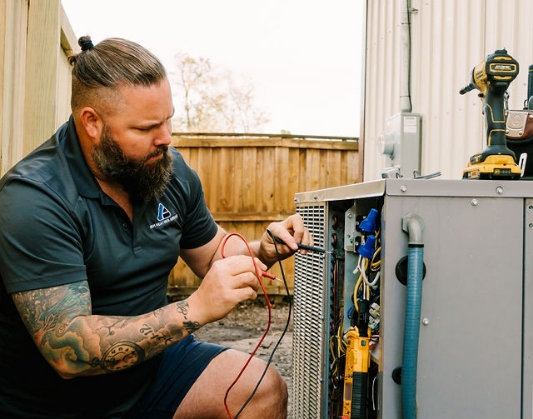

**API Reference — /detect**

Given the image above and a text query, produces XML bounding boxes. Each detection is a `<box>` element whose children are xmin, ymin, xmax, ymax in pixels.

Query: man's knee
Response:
<box><xmin>253</xmin><ymin>365</ymin><xmax>288</xmax><ymax>418</ymax></box>
<box><xmin>266</xmin><ymin>366</ymin><xmax>288</xmax><ymax>400</ymax></box>
<box><xmin>174</xmin><ymin>349</ymin><xmax>288</xmax><ymax>418</ymax></box>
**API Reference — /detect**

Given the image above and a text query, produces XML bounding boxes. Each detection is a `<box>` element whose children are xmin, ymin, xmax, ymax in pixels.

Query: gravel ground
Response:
<box><xmin>192</xmin><ymin>297</ymin><xmax>294</xmax><ymax>415</ymax></box>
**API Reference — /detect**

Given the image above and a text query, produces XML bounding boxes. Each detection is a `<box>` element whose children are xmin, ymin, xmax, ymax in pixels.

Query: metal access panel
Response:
<box><xmin>379</xmin><ymin>113</ymin><xmax>422</xmax><ymax>178</ymax></box>
<box><xmin>290</xmin><ymin>178</ymin><xmax>533</xmax><ymax>419</ymax></box>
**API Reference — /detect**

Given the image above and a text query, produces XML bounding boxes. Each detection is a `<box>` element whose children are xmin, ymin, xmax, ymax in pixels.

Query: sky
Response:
<box><xmin>61</xmin><ymin>0</ymin><xmax>364</xmax><ymax>137</ymax></box>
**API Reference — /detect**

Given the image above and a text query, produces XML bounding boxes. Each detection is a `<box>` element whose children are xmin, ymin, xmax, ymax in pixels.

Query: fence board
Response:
<box><xmin>168</xmin><ymin>133</ymin><xmax>359</xmax><ymax>298</ymax></box>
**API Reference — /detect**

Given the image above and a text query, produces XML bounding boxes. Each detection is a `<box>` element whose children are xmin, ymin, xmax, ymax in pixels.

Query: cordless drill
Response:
<box><xmin>460</xmin><ymin>49</ymin><xmax>521</xmax><ymax>179</ymax></box>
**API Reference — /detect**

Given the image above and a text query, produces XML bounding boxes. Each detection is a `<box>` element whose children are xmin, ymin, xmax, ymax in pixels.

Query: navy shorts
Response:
<box><xmin>127</xmin><ymin>335</ymin><xmax>228</xmax><ymax>419</ymax></box>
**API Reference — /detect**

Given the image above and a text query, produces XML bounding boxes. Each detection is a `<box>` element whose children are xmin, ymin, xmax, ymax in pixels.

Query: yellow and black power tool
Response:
<box><xmin>460</xmin><ymin>49</ymin><xmax>521</xmax><ymax>179</ymax></box>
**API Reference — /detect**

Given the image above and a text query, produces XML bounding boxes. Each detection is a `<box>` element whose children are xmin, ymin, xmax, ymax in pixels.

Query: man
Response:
<box><xmin>0</xmin><ymin>36</ymin><xmax>310</xmax><ymax>418</ymax></box>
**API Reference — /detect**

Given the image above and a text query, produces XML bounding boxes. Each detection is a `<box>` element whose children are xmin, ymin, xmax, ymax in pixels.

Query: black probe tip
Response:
<box><xmin>296</xmin><ymin>243</ymin><xmax>326</xmax><ymax>253</ymax></box>
<box><xmin>272</xmin><ymin>236</ymin><xmax>326</xmax><ymax>253</ymax></box>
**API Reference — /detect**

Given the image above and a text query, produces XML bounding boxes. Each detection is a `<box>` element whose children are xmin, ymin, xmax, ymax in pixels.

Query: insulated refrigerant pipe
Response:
<box><xmin>401</xmin><ymin>213</ymin><xmax>425</xmax><ymax>419</ymax></box>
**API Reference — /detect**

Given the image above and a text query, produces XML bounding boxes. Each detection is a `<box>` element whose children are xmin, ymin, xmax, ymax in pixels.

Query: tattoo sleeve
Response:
<box><xmin>11</xmin><ymin>282</ymin><xmax>201</xmax><ymax>378</ymax></box>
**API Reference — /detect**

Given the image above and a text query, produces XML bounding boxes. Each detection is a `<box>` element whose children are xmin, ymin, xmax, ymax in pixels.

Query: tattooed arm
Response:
<box><xmin>12</xmin><ymin>280</ymin><xmax>200</xmax><ymax>379</ymax></box>
<box><xmin>12</xmin><ymin>252</ymin><xmax>263</xmax><ymax>379</ymax></box>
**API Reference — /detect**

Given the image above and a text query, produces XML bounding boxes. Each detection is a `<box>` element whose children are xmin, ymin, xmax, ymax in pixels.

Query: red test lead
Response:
<box><xmin>261</xmin><ymin>271</ymin><xmax>282</xmax><ymax>282</ymax></box>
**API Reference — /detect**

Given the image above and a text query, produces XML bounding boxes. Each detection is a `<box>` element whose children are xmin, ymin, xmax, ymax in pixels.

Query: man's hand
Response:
<box><xmin>188</xmin><ymin>255</ymin><xmax>266</xmax><ymax>325</ymax></box>
<box><xmin>256</xmin><ymin>213</ymin><xmax>312</xmax><ymax>266</ymax></box>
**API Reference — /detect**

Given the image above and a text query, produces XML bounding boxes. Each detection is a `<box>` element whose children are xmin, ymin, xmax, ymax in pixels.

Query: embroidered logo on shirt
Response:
<box><xmin>157</xmin><ymin>203</ymin><xmax>172</xmax><ymax>221</ymax></box>
<box><xmin>150</xmin><ymin>203</ymin><xmax>178</xmax><ymax>229</ymax></box>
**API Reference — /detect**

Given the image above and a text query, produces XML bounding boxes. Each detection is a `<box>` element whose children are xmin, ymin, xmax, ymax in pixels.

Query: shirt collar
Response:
<box><xmin>62</xmin><ymin>116</ymin><xmax>102</xmax><ymax>199</ymax></box>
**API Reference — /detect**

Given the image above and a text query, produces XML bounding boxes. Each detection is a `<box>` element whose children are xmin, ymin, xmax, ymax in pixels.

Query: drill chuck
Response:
<box><xmin>459</xmin><ymin>83</ymin><xmax>476</xmax><ymax>95</ymax></box>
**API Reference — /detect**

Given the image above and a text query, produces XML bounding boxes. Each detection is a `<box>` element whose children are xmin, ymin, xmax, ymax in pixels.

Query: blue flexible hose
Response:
<box><xmin>402</xmin><ymin>244</ymin><xmax>424</xmax><ymax>419</ymax></box>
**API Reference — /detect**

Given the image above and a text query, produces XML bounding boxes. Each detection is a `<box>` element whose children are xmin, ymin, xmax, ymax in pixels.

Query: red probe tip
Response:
<box><xmin>261</xmin><ymin>271</ymin><xmax>281</xmax><ymax>281</ymax></box>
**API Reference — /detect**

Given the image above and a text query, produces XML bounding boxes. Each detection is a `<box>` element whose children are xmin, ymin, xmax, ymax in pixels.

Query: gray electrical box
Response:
<box><xmin>379</xmin><ymin>113</ymin><xmax>422</xmax><ymax>178</ymax></box>
<box><xmin>291</xmin><ymin>178</ymin><xmax>533</xmax><ymax>419</ymax></box>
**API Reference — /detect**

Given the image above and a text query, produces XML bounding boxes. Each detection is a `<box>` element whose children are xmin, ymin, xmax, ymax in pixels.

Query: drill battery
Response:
<box><xmin>462</xmin><ymin>154</ymin><xmax>522</xmax><ymax>179</ymax></box>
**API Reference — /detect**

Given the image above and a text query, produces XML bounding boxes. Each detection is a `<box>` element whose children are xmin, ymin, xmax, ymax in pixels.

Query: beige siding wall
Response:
<box><xmin>0</xmin><ymin>0</ymin><xmax>78</xmax><ymax>176</ymax></box>
<box><xmin>362</xmin><ymin>0</ymin><xmax>533</xmax><ymax>181</ymax></box>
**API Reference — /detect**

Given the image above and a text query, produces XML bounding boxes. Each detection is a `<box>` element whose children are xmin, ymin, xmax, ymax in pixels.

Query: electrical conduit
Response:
<box><xmin>401</xmin><ymin>213</ymin><xmax>424</xmax><ymax>419</ymax></box>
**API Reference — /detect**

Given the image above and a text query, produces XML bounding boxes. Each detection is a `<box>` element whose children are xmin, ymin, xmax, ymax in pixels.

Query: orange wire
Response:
<box><xmin>220</xmin><ymin>233</ymin><xmax>272</xmax><ymax>419</ymax></box>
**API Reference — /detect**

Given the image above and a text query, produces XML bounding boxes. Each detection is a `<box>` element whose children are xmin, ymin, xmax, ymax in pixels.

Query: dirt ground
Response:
<box><xmin>192</xmin><ymin>297</ymin><xmax>294</xmax><ymax>414</ymax></box>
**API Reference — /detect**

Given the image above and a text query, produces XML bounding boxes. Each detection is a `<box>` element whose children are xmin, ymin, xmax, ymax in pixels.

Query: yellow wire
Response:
<box><xmin>353</xmin><ymin>272</ymin><xmax>362</xmax><ymax>311</ymax></box>
<box><xmin>370</xmin><ymin>246</ymin><xmax>381</xmax><ymax>270</ymax></box>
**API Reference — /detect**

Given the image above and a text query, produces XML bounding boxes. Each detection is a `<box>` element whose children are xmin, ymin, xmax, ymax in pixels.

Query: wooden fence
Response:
<box><xmin>1</xmin><ymin>0</ymin><xmax>78</xmax><ymax>177</ymax></box>
<box><xmin>168</xmin><ymin>133</ymin><xmax>360</xmax><ymax>298</ymax></box>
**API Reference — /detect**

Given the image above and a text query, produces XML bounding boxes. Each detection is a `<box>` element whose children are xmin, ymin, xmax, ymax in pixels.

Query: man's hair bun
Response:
<box><xmin>78</xmin><ymin>36</ymin><xmax>94</xmax><ymax>52</ymax></box>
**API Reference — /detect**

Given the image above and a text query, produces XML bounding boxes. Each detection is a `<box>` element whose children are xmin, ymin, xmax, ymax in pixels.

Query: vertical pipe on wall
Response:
<box><xmin>400</xmin><ymin>0</ymin><xmax>412</xmax><ymax>113</ymax></box>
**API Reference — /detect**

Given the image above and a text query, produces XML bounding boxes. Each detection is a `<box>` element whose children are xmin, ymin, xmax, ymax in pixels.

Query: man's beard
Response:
<box><xmin>92</xmin><ymin>126</ymin><xmax>174</xmax><ymax>203</ymax></box>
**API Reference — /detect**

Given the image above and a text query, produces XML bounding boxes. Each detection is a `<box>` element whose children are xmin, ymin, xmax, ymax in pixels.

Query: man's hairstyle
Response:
<box><xmin>69</xmin><ymin>36</ymin><xmax>167</xmax><ymax>113</ymax></box>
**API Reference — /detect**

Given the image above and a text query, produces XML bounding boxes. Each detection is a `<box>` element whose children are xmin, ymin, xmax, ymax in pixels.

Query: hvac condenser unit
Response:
<box><xmin>291</xmin><ymin>178</ymin><xmax>533</xmax><ymax>419</ymax></box>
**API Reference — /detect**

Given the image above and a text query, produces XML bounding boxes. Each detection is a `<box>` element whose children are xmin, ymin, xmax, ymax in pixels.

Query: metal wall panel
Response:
<box><xmin>362</xmin><ymin>0</ymin><xmax>533</xmax><ymax>181</ymax></box>
<box><xmin>379</xmin><ymin>188</ymin><xmax>523</xmax><ymax>419</ymax></box>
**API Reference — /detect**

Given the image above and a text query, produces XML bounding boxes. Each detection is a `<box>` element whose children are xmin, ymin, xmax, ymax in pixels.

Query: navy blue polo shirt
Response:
<box><xmin>0</xmin><ymin>117</ymin><xmax>218</xmax><ymax>418</ymax></box>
